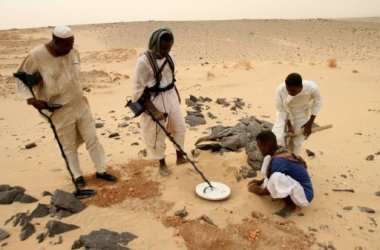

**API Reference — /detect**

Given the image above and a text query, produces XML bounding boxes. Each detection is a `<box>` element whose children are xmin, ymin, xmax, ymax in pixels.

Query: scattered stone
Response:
<box><xmin>131</xmin><ymin>142</ymin><xmax>139</xmax><ymax>146</ymax></box>
<box><xmin>42</xmin><ymin>191</ymin><xmax>52</xmax><ymax>196</ymax></box>
<box><xmin>138</xmin><ymin>149</ymin><xmax>147</xmax><ymax>157</ymax></box>
<box><xmin>196</xmin><ymin>143</ymin><xmax>222</xmax><ymax>152</ymax></box>
<box><xmin>51</xmin><ymin>189</ymin><xmax>85</xmax><ymax>213</ymax></box>
<box><xmin>369</xmin><ymin>217</ymin><xmax>377</xmax><ymax>227</ymax></box>
<box><xmin>317</xmin><ymin>241</ymin><xmax>337</xmax><ymax>250</ymax></box>
<box><xmin>95</xmin><ymin>123</ymin><xmax>104</xmax><ymax>128</ymax></box>
<box><xmin>46</xmin><ymin>220</ymin><xmax>79</xmax><ymax>236</ymax></box>
<box><xmin>375</xmin><ymin>151</ymin><xmax>380</xmax><ymax>155</ymax></box>
<box><xmin>49</xmin><ymin>235</ymin><xmax>63</xmax><ymax>245</ymax></box>
<box><xmin>108</xmin><ymin>132</ymin><xmax>120</xmax><ymax>138</ymax></box>
<box><xmin>185</xmin><ymin>98</ymin><xmax>198</xmax><ymax>108</ymax></box>
<box><xmin>56</xmin><ymin>209</ymin><xmax>73</xmax><ymax>219</ymax></box>
<box><xmin>175</xmin><ymin>209</ymin><xmax>189</xmax><ymax>218</ymax></box>
<box><xmin>118</xmin><ymin>122</ymin><xmax>128</xmax><ymax>128</ymax></box>
<box><xmin>231</xmin><ymin>98</ymin><xmax>245</xmax><ymax>110</ymax></box>
<box><xmin>199</xmin><ymin>215</ymin><xmax>217</xmax><ymax>227</ymax></box>
<box><xmin>298</xmin><ymin>212</ymin><xmax>304</xmax><ymax>216</ymax></box>
<box><xmin>343</xmin><ymin>206</ymin><xmax>353</xmax><ymax>211</ymax></box>
<box><xmin>375</xmin><ymin>191</ymin><xmax>380</xmax><ymax>197</ymax></box>
<box><xmin>0</xmin><ymin>185</ymin><xmax>10</xmax><ymax>192</ymax></box>
<box><xmin>6</xmin><ymin>212</ymin><xmax>29</xmax><ymax>227</ymax></box>
<box><xmin>366</xmin><ymin>155</ymin><xmax>374</xmax><ymax>161</ymax></box>
<box><xmin>359</xmin><ymin>207</ymin><xmax>375</xmax><ymax>214</ymax></box>
<box><xmin>0</xmin><ymin>229</ymin><xmax>10</xmax><ymax>242</ymax></box>
<box><xmin>308</xmin><ymin>227</ymin><xmax>318</xmax><ymax>232</ymax></box>
<box><xmin>30</xmin><ymin>203</ymin><xmax>50</xmax><ymax>219</ymax></box>
<box><xmin>0</xmin><ymin>189</ymin><xmax>20</xmax><ymax>204</ymax></box>
<box><xmin>185</xmin><ymin>114</ymin><xmax>206</xmax><ymax>127</ymax></box>
<box><xmin>340</xmin><ymin>174</ymin><xmax>347</xmax><ymax>178</ymax></box>
<box><xmin>306</xmin><ymin>149</ymin><xmax>315</xmax><ymax>157</ymax></box>
<box><xmin>236</xmin><ymin>166</ymin><xmax>257</xmax><ymax>181</ymax></box>
<box><xmin>25</xmin><ymin>142</ymin><xmax>37</xmax><ymax>149</ymax></box>
<box><xmin>207</xmin><ymin>112</ymin><xmax>217</xmax><ymax>119</ymax></box>
<box><xmin>332</xmin><ymin>188</ymin><xmax>355</xmax><ymax>193</ymax></box>
<box><xmin>20</xmin><ymin>223</ymin><xmax>36</xmax><ymax>241</ymax></box>
<box><xmin>216</xmin><ymin>98</ymin><xmax>230</xmax><ymax>107</ymax></box>
<box><xmin>72</xmin><ymin>229</ymin><xmax>137</xmax><ymax>249</ymax></box>
<box><xmin>191</xmin><ymin>149</ymin><xmax>201</xmax><ymax>158</ymax></box>
<box><xmin>36</xmin><ymin>232</ymin><xmax>47</xmax><ymax>243</ymax></box>
<box><xmin>18</xmin><ymin>194</ymin><xmax>38</xmax><ymax>203</ymax></box>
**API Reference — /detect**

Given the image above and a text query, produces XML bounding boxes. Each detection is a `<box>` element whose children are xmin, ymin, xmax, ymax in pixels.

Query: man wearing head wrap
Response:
<box><xmin>15</xmin><ymin>25</ymin><xmax>117</xmax><ymax>188</ymax></box>
<box><xmin>272</xmin><ymin>73</ymin><xmax>323</xmax><ymax>156</ymax></box>
<box><xmin>131</xmin><ymin>28</ymin><xmax>187</xmax><ymax>176</ymax></box>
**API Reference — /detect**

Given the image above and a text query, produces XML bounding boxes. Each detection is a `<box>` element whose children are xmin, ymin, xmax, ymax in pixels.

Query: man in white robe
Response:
<box><xmin>131</xmin><ymin>28</ymin><xmax>187</xmax><ymax>176</ymax></box>
<box><xmin>272</xmin><ymin>73</ymin><xmax>323</xmax><ymax>156</ymax></box>
<box><xmin>15</xmin><ymin>25</ymin><xmax>117</xmax><ymax>188</ymax></box>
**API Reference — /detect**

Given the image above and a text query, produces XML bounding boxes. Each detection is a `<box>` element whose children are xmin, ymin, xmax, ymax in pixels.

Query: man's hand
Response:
<box><xmin>27</xmin><ymin>98</ymin><xmax>48</xmax><ymax>110</ymax></box>
<box><xmin>248</xmin><ymin>178</ymin><xmax>264</xmax><ymax>187</ymax></box>
<box><xmin>287</xmin><ymin>120</ymin><xmax>295</xmax><ymax>134</ymax></box>
<box><xmin>302</xmin><ymin>115</ymin><xmax>316</xmax><ymax>138</ymax></box>
<box><xmin>144</xmin><ymin>97</ymin><xmax>166</xmax><ymax>121</ymax></box>
<box><xmin>301</xmin><ymin>121</ymin><xmax>312</xmax><ymax>137</ymax></box>
<box><xmin>248</xmin><ymin>179</ymin><xmax>270</xmax><ymax>196</ymax></box>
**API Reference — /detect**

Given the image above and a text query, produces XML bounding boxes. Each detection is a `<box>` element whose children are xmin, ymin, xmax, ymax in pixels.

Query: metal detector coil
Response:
<box><xmin>195</xmin><ymin>182</ymin><xmax>231</xmax><ymax>201</ymax></box>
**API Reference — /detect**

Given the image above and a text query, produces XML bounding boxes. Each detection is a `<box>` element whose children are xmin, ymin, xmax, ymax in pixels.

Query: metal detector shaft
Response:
<box><xmin>15</xmin><ymin>72</ymin><xmax>96</xmax><ymax>198</ymax></box>
<box><xmin>26</xmin><ymin>86</ymin><xmax>81</xmax><ymax>192</ymax></box>
<box><xmin>145</xmin><ymin>108</ymin><xmax>214</xmax><ymax>188</ymax></box>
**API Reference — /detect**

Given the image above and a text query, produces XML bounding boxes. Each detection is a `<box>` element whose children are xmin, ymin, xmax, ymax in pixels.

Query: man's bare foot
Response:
<box><xmin>159</xmin><ymin>158</ymin><xmax>171</xmax><ymax>176</ymax></box>
<box><xmin>276</xmin><ymin>196</ymin><xmax>297</xmax><ymax>217</ymax></box>
<box><xmin>159</xmin><ymin>166</ymin><xmax>171</xmax><ymax>176</ymax></box>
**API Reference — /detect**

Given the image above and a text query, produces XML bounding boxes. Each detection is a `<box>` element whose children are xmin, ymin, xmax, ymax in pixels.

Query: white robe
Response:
<box><xmin>131</xmin><ymin>54</ymin><xmax>186</xmax><ymax>160</ymax></box>
<box><xmin>16</xmin><ymin>45</ymin><xmax>105</xmax><ymax>178</ymax></box>
<box><xmin>272</xmin><ymin>81</ymin><xmax>323</xmax><ymax>155</ymax></box>
<box><xmin>260</xmin><ymin>155</ymin><xmax>310</xmax><ymax>207</ymax></box>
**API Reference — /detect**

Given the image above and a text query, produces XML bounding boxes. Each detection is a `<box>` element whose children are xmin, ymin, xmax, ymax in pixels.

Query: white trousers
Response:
<box><xmin>55</xmin><ymin>107</ymin><xmax>105</xmax><ymax>179</ymax></box>
<box><xmin>140</xmin><ymin>109</ymin><xmax>186</xmax><ymax>160</ymax></box>
<box><xmin>266</xmin><ymin>172</ymin><xmax>310</xmax><ymax>207</ymax></box>
<box><xmin>272</xmin><ymin>110</ymin><xmax>309</xmax><ymax>156</ymax></box>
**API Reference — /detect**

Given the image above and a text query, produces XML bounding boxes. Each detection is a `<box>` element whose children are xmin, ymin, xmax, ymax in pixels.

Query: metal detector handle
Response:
<box><xmin>145</xmin><ymin>107</ymin><xmax>214</xmax><ymax>189</ymax></box>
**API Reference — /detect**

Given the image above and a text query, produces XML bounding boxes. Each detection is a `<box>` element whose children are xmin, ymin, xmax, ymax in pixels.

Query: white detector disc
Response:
<box><xmin>195</xmin><ymin>181</ymin><xmax>231</xmax><ymax>201</ymax></box>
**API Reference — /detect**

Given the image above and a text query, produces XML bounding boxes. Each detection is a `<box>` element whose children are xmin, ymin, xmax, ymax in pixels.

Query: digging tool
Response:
<box><xmin>285</xmin><ymin>124</ymin><xmax>333</xmax><ymax>138</ymax></box>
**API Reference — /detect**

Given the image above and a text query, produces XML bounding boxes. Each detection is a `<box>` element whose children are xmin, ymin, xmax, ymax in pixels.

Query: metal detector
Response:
<box><xmin>14</xmin><ymin>72</ymin><xmax>96</xmax><ymax>199</ymax></box>
<box><xmin>126</xmin><ymin>98</ymin><xmax>231</xmax><ymax>201</ymax></box>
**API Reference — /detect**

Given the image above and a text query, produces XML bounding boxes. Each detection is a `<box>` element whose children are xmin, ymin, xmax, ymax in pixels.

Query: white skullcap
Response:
<box><xmin>53</xmin><ymin>25</ymin><xmax>73</xmax><ymax>39</ymax></box>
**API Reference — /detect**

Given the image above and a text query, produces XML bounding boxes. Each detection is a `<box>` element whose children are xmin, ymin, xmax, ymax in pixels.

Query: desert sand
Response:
<box><xmin>0</xmin><ymin>18</ymin><xmax>379</xmax><ymax>249</ymax></box>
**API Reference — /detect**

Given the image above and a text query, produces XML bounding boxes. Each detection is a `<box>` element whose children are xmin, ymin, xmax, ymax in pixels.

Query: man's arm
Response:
<box><xmin>249</xmin><ymin>184</ymin><xmax>270</xmax><ymax>196</ymax></box>
<box><xmin>302</xmin><ymin>85</ymin><xmax>323</xmax><ymax>137</ymax></box>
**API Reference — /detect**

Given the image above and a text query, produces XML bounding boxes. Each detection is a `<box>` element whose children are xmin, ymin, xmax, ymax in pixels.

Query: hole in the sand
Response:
<box><xmin>83</xmin><ymin>159</ymin><xmax>161</xmax><ymax>207</ymax></box>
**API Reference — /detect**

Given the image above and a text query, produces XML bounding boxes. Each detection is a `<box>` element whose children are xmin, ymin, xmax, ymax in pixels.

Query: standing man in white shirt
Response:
<box><xmin>15</xmin><ymin>25</ymin><xmax>117</xmax><ymax>188</ymax></box>
<box><xmin>272</xmin><ymin>73</ymin><xmax>323</xmax><ymax>156</ymax></box>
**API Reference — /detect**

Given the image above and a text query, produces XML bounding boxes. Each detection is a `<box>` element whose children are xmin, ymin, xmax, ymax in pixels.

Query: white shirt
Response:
<box><xmin>275</xmin><ymin>80</ymin><xmax>323</xmax><ymax>122</ymax></box>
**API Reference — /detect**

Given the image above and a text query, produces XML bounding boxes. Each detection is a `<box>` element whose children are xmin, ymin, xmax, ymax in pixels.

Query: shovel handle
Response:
<box><xmin>285</xmin><ymin>124</ymin><xmax>333</xmax><ymax>137</ymax></box>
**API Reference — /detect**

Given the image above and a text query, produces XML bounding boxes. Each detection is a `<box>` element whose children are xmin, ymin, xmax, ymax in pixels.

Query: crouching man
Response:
<box><xmin>248</xmin><ymin>130</ymin><xmax>314</xmax><ymax>217</ymax></box>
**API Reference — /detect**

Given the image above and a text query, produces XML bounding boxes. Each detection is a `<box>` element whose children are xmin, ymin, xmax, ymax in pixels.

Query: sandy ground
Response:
<box><xmin>0</xmin><ymin>18</ymin><xmax>379</xmax><ymax>249</ymax></box>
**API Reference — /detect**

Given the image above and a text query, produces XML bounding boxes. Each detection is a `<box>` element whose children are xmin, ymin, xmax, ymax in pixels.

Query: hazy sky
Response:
<box><xmin>1</xmin><ymin>0</ymin><xmax>379</xmax><ymax>30</ymax></box>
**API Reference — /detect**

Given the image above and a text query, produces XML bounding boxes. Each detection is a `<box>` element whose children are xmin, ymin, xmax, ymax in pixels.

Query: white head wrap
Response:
<box><xmin>53</xmin><ymin>25</ymin><xmax>73</xmax><ymax>39</ymax></box>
